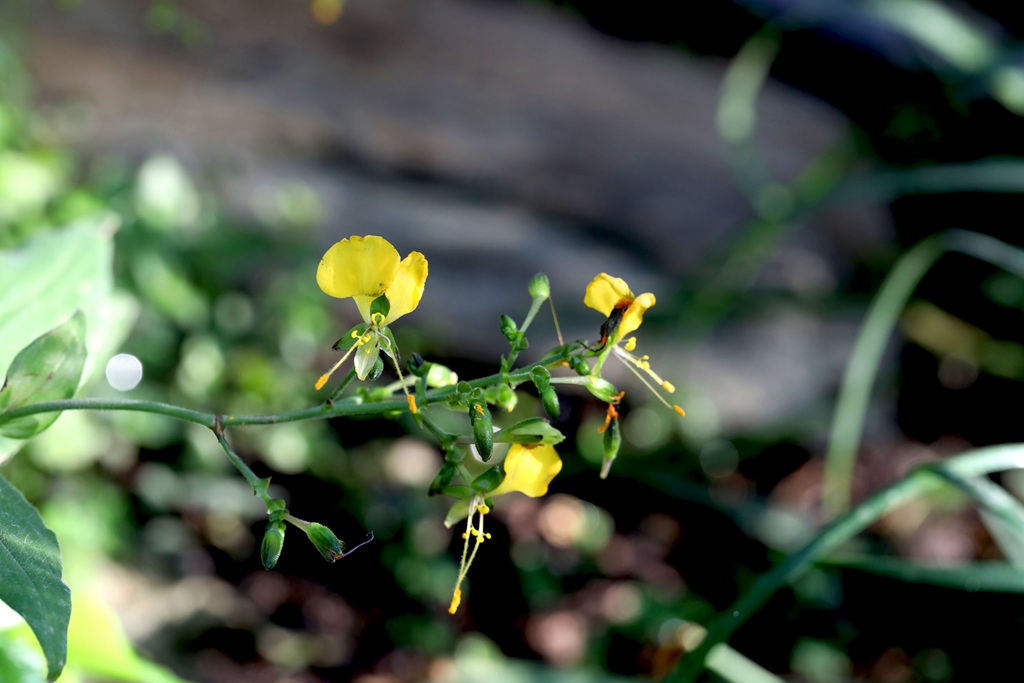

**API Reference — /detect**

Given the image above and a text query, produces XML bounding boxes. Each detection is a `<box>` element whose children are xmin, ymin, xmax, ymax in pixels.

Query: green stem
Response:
<box><xmin>666</xmin><ymin>443</ymin><xmax>1024</xmax><ymax>683</ymax></box>
<box><xmin>212</xmin><ymin>416</ymin><xmax>273</xmax><ymax>506</ymax></box>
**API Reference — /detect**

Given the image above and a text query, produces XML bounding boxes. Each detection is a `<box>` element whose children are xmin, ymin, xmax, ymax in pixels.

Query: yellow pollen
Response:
<box><xmin>624</xmin><ymin>337</ymin><xmax>637</xmax><ymax>352</ymax></box>
<box><xmin>315</xmin><ymin>374</ymin><xmax>330</xmax><ymax>390</ymax></box>
<box><xmin>449</xmin><ymin>588</ymin><xmax>462</xmax><ymax>614</ymax></box>
<box><xmin>474</xmin><ymin>404</ymin><xmax>485</xmax><ymax>415</ymax></box>
<box><xmin>462</xmin><ymin>532</ymin><xmax>469</xmax><ymax>539</ymax></box>
<box><xmin>371</xmin><ymin>312</ymin><xmax>386</xmax><ymax>326</ymax></box>
<box><xmin>475</xmin><ymin>503</ymin><xmax>490</xmax><ymax>514</ymax></box>
<box><xmin>673</xmin><ymin>405</ymin><xmax>686</xmax><ymax>417</ymax></box>
<box><xmin>662</xmin><ymin>380</ymin><xmax>676</xmax><ymax>393</ymax></box>
<box><xmin>408</xmin><ymin>394</ymin><xmax>418</xmax><ymax>414</ymax></box>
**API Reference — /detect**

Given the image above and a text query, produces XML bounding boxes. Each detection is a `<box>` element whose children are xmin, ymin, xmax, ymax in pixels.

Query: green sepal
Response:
<box><xmin>585</xmin><ymin>376</ymin><xmax>619</xmax><ymax>402</ymax></box>
<box><xmin>0</xmin><ymin>311</ymin><xmax>87</xmax><ymax>439</ymax></box>
<box><xmin>261</xmin><ymin>520</ymin><xmax>286</xmax><ymax>569</ymax></box>
<box><xmin>494</xmin><ymin>417</ymin><xmax>565</xmax><ymax>446</ymax></box>
<box><xmin>429</xmin><ymin>461</ymin><xmax>458</xmax><ymax>495</ymax></box>
<box><xmin>529</xmin><ymin>272</ymin><xmax>550</xmax><ymax>300</ymax></box>
<box><xmin>440</xmin><ymin>485</ymin><xmax>473</xmax><ymax>499</ymax></box>
<box><xmin>408</xmin><ymin>352</ymin><xmax>427</xmax><ymax>377</ymax></box>
<box><xmin>445</xmin><ymin>444</ymin><xmax>467</xmax><ymax>464</ymax></box>
<box><xmin>379</xmin><ymin>326</ymin><xmax>400</xmax><ymax>364</ymax></box>
<box><xmin>469</xmin><ymin>391</ymin><xmax>494</xmax><ymax>461</ymax></box>
<box><xmin>530</xmin><ymin>365</ymin><xmax>551</xmax><ymax>390</ymax></box>
<box><xmin>367</xmin><ymin>356</ymin><xmax>385</xmax><ymax>381</ymax></box>
<box><xmin>444</xmin><ymin>497</ymin><xmax>472</xmax><ymax>528</ymax></box>
<box><xmin>600</xmin><ymin>416</ymin><xmax>622</xmax><ymax>480</ymax></box>
<box><xmin>369</xmin><ymin>294</ymin><xmax>391</xmax><ymax>322</ymax></box>
<box><xmin>304</xmin><ymin>522</ymin><xmax>345</xmax><ymax>562</ymax></box>
<box><xmin>332</xmin><ymin>323</ymin><xmax>368</xmax><ymax>350</ymax></box>
<box><xmin>471</xmin><ymin>465</ymin><xmax>504</xmax><ymax>494</ymax></box>
<box><xmin>455</xmin><ymin>381</ymin><xmax>473</xmax><ymax>407</ymax></box>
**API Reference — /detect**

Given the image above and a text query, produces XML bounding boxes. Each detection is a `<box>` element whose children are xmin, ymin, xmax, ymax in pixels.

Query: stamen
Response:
<box><xmin>449</xmin><ymin>494</ymin><xmax>490</xmax><ymax>614</ymax></box>
<box><xmin>611</xmin><ymin>346</ymin><xmax>684</xmax><ymax>417</ymax></box>
<box><xmin>624</xmin><ymin>337</ymin><xmax>637</xmax><ymax>352</ymax></box>
<box><xmin>371</xmin><ymin>312</ymin><xmax>386</xmax><ymax>326</ymax></box>
<box><xmin>314</xmin><ymin>342</ymin><xmax>363</xmax><ymax>390</ymax></box>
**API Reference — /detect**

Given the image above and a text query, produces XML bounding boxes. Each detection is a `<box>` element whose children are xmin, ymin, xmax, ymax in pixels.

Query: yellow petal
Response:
<box><xmin>618</xmin><ymin>292</ymin><xmax>655</xmax><ymax>338</ymax></box>
<box><xmin>383</xmin><ymin>251</ymin><xmax>428</xmax><ymax>324</ymax></box>
<box><xmin>316</xmin><ymin>235</ymin><xmax>400</xmax><ymax>303</ymax></box>
<box><xmin>584</xmin><ymin>273</ymin><xmax>634</xmax><ymax>316</ymax></box>
<box><xmin>490</xmin><ymin>444</ymin><xmax>562</xmax><ymax>498</ymax></box>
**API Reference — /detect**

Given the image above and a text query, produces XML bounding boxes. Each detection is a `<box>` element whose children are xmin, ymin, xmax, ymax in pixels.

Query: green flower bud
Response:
<box><xmin>600</xmin><ymin>416</ymin><xmax>621</xmax><ymax>480</ymax></box>
<box><xmin>304</xmin><ymin>522</ymin><xmax>345</xmax><ymax>563</ymax></box>
<box><xmin>494</xmin><ymin>384</ymin><xmax>518</xmax><ymax>413</ymax></box>
<box><xmin>569</xmin><ymin>354</ymin><xmax>592</xmax><ymax>376</ymax></box>
<box><xmin>429</xmin><ymin>461</ymin><xmax>458</xmax><ymax>495</ymax></box>
<box><xmin>500</xmin><ymin>314</ymin><xmax>518</xmax><ymax>341</ymax></box>
<box><xmin>471</xmin><ymin>465</ymin><xmax>505</xmax><ymax>494</ymax></box>
<box><xmin>585</xmin><ymin>376</ymin><xmax>620</xmax><ymax>403</ymax></box>
<box><xmin>426</xmin><ymin>363</ymin><xmax>458</xmax><ymax>387</ymax></box>
<box><xmin>529</xmin><ymin>272</ymin><xmax>551</xmax><ymax>301</ymax></box>
<box><xmin>530</xmin><ymin>365</ymin><xmax>552</xmax><ymax>391</ymax></box>
<box><xmin>470</xmin><ymin>396</ymin><xmax>494</xmax><ymax>461</ymax></box>
<box><xmin>541</xmin><ymin>387</ymin><xmax>561</xmax><ymax>421</ymax></box>
<box><xmin>261</xmin><ymin>521</ymin><xmax>286</xmax><ymax>570</ymax></box>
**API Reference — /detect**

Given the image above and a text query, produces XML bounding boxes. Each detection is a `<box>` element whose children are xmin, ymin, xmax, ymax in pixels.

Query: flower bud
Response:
<box><xmin>261</xmin><ymin>521</ymin><xmax>286</xmax><ymax>570</ymax></box>
<box><xmin>569</xmin><ymin>354</ymin><xmax>592</xmax><ymax>376</ymax></box>
<box><xmin>500</xmin><ymin>314</ymin><xmax>518</xmax><ymax>342</ymax></box>
<box><xmin>530</xmin><ymin>365</ymin><xmax>551</xmax><ymax>391</ymax></box>
<box><xmin>529</xmin><ymin>272</ymin><xmax>550</xmax><ymax>301</ymax></box>
<box><xmin>600</xmin><ymin>416</ymin><xmax>621</xmax><ymax>480</ymax></box>
<box><xmin>426</xmin><ymin>363</ymin><xmax>458</xmax><ymax>387</ymax></box>
<box><xmin>494</xmin><ymin>384</ymin><xmax>518</xmax><ymax>413</ymax></box>
<box><xmin>304</xmin><ymin>522</ymin><xmax>345</xmax><ymax>562</ymax></box>
<box><xmin>540</xmin><ymin>387</ymin><xmax>561</xmax><ymax>421</ymax></box>
<box><xmin>470</xmin><ymin>396</ymin><xmax>494</xmax><ymax>461</ymax></box>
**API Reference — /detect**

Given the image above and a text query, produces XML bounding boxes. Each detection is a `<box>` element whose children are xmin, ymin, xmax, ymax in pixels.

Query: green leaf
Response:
<box><xmin>0</xmin><ymin>311</ymin><xmax>87</xmax><ymax>439</ymax></box>
<box><xmin>0</xmin><ymin>218</ymin><xmax>125</xmax><ymax>460</ymax></box>
<box><xmin>0</xmin><ymin>475</ymin><xmax>71</xmax><ymax>681</ymax></box>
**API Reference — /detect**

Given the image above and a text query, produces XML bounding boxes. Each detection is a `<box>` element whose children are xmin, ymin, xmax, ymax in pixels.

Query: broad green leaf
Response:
<box><xmin>0</xmin><ymin>218</ymin><xmax>124</xmax><ymax>460</ymax></box>
<box><xmin>0</xmin><ymin>475</ymin><xmax>71</xmax><ymax>681</ymax></box>
<box><xmin>0</xmin><ymin>311</ymin><xmax>87</xmax><ymax>439</ymax></box>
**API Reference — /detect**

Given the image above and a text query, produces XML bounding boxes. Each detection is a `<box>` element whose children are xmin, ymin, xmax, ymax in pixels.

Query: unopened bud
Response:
<box><xmin>304</xmin><ymin>522</ymin><xmax>345</xmax><ymax>562</ymax></box>
<box><xmin>261</xmin><ymin>521</ymin><xmax>286</xmax><ymax>570</ymax></box>
<box><xmin>470</xmin><ymin>397</ymin><xmax>494</xmax><ymax>461</ymax></box>
<box><xmin>600</xmin><ymin>416</ymin><xmax>621</xmax><ymax>479</ymax></box>
<box><xmin>529</xmin><ymin>273</ymin><xmax>551</xmax><ymax>301</ymax></box>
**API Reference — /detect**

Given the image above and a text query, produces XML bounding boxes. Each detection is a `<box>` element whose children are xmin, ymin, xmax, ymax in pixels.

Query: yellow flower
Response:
<box><xmin>583</xmin><ymin>273</ymin><xmax>684</xmax><ymax>428</ymax></box>
<box><xmin>314</xmin><ymin>235</ymin><xmax>426</xmax><ymax>413</ymax></box>
<box><xmin>316</xmin><ymin>235</ymin><xmax>428</xmax><ymax>326</ymax></box>
<box><xmin>490</xmin><ymin>444</ymin><xmax>562</xmax><ymax>498</ymax></box>
<box><xmin>448</xmin><ymin>444</ymin><xmax>563</xmax><ymax>614</ymax></box>
<box><xmin>584</xmin><ymin>273</ymin><xmax>655</xmax><ymax>347</ymax></box>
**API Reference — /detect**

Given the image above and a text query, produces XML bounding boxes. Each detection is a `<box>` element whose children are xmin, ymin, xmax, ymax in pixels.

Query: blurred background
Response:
<box><xmin>3</xmin><ymin>0</ymin><xmax>1024</xmax><ymax>681</ymax></box>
